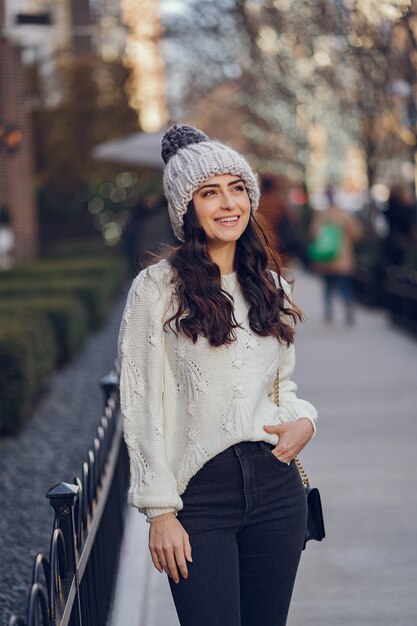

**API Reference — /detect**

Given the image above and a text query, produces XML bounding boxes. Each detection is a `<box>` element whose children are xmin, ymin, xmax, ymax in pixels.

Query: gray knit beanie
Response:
<box><xmin>161</xmin><ymin>124</ymin><xmax>260</xmax><ymax>241</ymax></box>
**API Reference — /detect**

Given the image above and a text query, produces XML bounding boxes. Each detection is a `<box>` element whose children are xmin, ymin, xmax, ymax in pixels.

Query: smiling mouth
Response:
<box><xmin>214</xmin><ymin>215</ymin><xmax>240</xmax><ymax>224</ymax></box>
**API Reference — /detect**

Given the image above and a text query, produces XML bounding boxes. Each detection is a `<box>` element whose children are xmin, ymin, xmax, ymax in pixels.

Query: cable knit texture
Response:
<box><xmin>117</xmin><ymin>259</ymin><xmax>318</xmax><ymax>520</ymax></box>
<box><xmin>161</xmin><ymin>125</ymin><xmax>260</xmax><ymax>241</ymax></box>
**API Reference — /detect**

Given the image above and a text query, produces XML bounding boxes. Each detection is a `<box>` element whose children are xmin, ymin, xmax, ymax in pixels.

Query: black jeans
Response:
<box><xmin>323</xmin><ymin>273</ymin><xmax>353</xmax><ymax>319</ymax></box>
<box><xmin>168</xmin><ymin>440</ymin><xmax>307</xmax><ymax>626</ymax></box>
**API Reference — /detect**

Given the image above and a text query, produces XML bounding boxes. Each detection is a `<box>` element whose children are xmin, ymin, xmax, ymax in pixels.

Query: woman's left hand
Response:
<box><xmin>263</xmin><ymin>418</ymin><xmax>314</xmax><ymax>464</ymax></box>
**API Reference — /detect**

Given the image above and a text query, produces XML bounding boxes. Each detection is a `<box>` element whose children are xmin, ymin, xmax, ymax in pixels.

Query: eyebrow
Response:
<box><xmin>197</xmin><ymin>178</ymin><xmax>243</xmax><ymax>192</ymax></box>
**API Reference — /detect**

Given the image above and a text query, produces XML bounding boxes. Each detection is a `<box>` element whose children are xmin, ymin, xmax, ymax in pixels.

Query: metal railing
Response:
<box><xmin>385</xmin><ymin>265</ymin><xmax>417</xmax><ymax>335</ymax></box>
<box><xmin>8</xmin><ymin>372</ymin><xmax>129</xmax><ymax>626</ymax></box>
<box><xmin>353</xmin><ymin>260</ymin><xmax>417</xmax><ymax>335</ymax></box>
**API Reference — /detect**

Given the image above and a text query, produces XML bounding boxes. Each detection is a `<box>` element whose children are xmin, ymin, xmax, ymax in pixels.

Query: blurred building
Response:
<box><xmin>3</xmin><ymin>0</ymin><xmax>127</xmax><ymax>105</ymax></box>
<box><xmin>122</xmin><ymin>0</ymin><xmax>168</xmax><ymax>131</ymax></box>
<box><xmin>0</xmin><ymin>0</ymin><xmax>131</xmax><ymax>265</ymax></box>
<box><xmin>97</xmin><ymin>0</ymin><xmax>127</xmax><ymax>62</ymax></box>
<box><xmin>3</xmin><ymin>0</ymin><xmax>71</xmax><ymax>108</ymax></box>
<box><xmin>189</xmin><ymin>81</ymin><xmax>249</xmax><ymax>152</ymax></box>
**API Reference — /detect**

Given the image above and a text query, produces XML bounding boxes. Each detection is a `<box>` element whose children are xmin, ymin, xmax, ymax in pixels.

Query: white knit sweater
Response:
<box><xmin>117</xmin><ymin>259</ymin><xmax>318</xmax><ymax>520</ymax></box>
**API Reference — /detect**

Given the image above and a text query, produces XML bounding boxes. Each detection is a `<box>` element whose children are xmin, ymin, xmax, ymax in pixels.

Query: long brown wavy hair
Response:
<box><xmin>156</xmin><ymin>201</ymin><xmax>304</xmax><ymax>348</ymax></box>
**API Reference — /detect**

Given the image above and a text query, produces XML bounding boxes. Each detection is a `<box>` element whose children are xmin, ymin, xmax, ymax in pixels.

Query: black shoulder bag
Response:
<box><xmin>274</xmin><ymin>369</ymin><xmax>325</xmax><ymax>550</ymax></box>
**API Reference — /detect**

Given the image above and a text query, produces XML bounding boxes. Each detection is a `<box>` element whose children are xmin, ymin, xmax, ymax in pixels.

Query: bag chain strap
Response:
<box><xmin>274</xmin><ymin>369</ymin><xmax>310</xmax><ymax>488</ymax></box>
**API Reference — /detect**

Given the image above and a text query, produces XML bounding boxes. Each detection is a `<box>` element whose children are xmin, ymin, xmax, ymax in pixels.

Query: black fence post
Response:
<box><xmin>100</xmin><ymin>372</ymin><xmax>119</xmax><ymax>409</ymax></box>
<box><xmin>8</xmin><ymin>369</ymin><xmax>128</xmax><ymax>626</ymax></box>
<box><xmin>46</xmin><ymin>482</ymin><xmax>83</xmax><ymax>626</ymax></box>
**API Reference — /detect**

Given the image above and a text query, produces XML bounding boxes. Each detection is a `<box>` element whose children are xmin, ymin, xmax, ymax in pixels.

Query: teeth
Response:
<box><xmin>215</xmin><ymin>216</ymin><xmax>239</xmax><ymax>223</ymax></box>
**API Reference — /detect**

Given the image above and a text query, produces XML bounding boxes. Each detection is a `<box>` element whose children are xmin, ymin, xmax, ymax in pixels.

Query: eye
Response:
<box><xmin>233</xmin><ymin>184</ymin><xmax>245</xmax><ymax>192</ymax></box>
<box><xmin>202</xmin><ymin>189</ymin><xmax>215</xmax><ymax>197</ymax></box>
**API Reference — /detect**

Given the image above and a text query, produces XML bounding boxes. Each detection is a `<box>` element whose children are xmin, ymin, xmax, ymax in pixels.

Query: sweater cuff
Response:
<box><xmin>277</xmin><ymin>400</ymin><xmax>317</xmax><ymax>438</ymax></box>
<box><xmin>298</xmin><ymin>415</ymin><xmax>317</xmax><ymax>438</ymax></box>
<box><xmin>144</xmin><ymin>506</ymin><xmax>178</xmax><ymax>521</ymax></box>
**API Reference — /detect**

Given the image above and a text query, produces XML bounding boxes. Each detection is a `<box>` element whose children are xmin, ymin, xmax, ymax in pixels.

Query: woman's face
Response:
<box><xmin>192</xmin><ymin>173</ymin><xmax>251</xmax><ymax>246</ymax></box>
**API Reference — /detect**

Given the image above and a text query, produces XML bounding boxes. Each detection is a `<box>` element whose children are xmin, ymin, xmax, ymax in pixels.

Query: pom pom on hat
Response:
<box><xmin>161</xmin><ymin>125</ymin><xmax>209</xmax><ymax>164</ymax></box>
<box><xmin>161</xmin><ymin>124</ymin><xmax>260</xmax><ymax>241</ymax></box>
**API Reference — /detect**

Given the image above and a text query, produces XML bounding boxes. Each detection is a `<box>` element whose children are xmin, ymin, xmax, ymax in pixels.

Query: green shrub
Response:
<box><xmin>42</xmin><ymin>238</ymin><xmax>122</xmax><ymax>259</ymax></box>
<box><xmin>0</xmin><ymin>277</ymin><xmax>115</xmax><ymax>328</ymax></box>
<box><xmin>0</xmin><ymin>313</ymin><xmax>57</xmax><ymax>435</ymax></box>
<box><xmin>0</xmin><ymin>297</ymin><xmax>88</xmax><ymax>365</ymax></box>
<box><xmin>0</xmin><ymin>252</ymin><xmax>128</xmax><ymax>437</ymax></box>
<box><xmin>0</xmin><ymin>255</ymin><xmax>127</xmax><ymax>297</ymax></box>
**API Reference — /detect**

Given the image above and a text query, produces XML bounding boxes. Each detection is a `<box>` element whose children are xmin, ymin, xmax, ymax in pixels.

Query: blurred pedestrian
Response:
<box><xmin>260</xmin><ymin>175</ymin><xmax>304</xmax><ymax>264</ymax></box>
<box><xmin>121</xmin><ymin>193</ymin><xmax>176</xmax><ymax>277</ymax></box>
<box><xmin>117</xmin><ymin>124</ymin><xmax>318</xmax><ymax>626</ymax></box>
<box><xmin>309</xmin><ymin>188</ymin><xmax>363</xmax><ymax>325</ymax></box>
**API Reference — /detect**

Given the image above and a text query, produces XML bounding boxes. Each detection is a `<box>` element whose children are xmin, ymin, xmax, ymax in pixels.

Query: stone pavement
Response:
<box><xmin>109</xmin><ymin>266</ymin><xmax>417</xmax><ymax>626</ymax></box>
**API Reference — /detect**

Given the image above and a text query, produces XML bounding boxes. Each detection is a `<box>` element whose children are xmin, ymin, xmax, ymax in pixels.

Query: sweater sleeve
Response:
<box><xmin>117</xmin><ymin>264</ymin><xmax>183</xmax><ymax>520</ymax></box>
<box><xmin>271</xmin><ymin>272</ymin><xmax>318</xmax><ymax>436</ymax></box>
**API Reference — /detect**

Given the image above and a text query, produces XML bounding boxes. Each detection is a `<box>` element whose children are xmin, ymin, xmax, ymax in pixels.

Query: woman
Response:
<box><xmin>117</xmin><ymin>125</ymin><xmax>318</xmax><ymax>626</ymax></box>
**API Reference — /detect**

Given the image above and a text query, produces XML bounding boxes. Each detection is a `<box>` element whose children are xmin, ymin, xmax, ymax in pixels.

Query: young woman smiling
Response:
<box><xmin>117</xmin><ymin>124</ymin><xmax>318</xmax><ymax>626</ymax></box>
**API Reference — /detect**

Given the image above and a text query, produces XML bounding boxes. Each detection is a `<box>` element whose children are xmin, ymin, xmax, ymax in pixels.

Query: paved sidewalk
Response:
<box><xmin>109</xmin><ymin>267</ymin><xmax>417</xmax><ymax>626</ymax></box>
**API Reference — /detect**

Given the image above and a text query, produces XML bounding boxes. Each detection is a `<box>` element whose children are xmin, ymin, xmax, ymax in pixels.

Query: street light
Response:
<box><xmin>5</xmin><ymin>125</ymin><xmax>23</xmax><ymax>153</ymax></box>
<box><xmin>0</xmin><ymin>121</ymin><xmax>23</xmax><ymax>153</ymax></box>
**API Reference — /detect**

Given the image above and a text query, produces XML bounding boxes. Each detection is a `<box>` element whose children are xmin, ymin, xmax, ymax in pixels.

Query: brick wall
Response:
<box><xmin>70</xmin><ymin>0</ymin><xmax>96</xmax><ymax>56</ymax></box>
<box><xmin>0</xmin><ymin>11</ymin><xmax>39</xmax><ymax>263</ymax></box>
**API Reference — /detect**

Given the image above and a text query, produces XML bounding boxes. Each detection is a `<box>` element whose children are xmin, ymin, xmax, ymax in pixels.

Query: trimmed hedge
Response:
<box><xmin>0</xmin><ymin>278</ymin><xmax>111</xmax><ymax>328</ymax></box>
<box><xmin>0</xmin><ymin>256</ymin><xmax>126</xmax><ymax>295</ymax></box>
<box><xmin>0</xmin><ymin>313</ymin><xmax>57</xmax><ymax>435</ymax></box>
<box><xmin>0</xmin><ymin>257</ymin><xmax>127</xmax><ymax>327</ymax></box>
<box><xmin>42</xmin><ymin>238</ymin><xmax>117</xmax><ymax>259</ymax></box>
<box><xmin>0</xmin><ymin>253</ymin><xmax>128</xmax><ymax>436</ymax></box>
<box><xmin>0</xmin><ymin>297</ymin><xmax>88</xmax><ymax>365</ymax></box>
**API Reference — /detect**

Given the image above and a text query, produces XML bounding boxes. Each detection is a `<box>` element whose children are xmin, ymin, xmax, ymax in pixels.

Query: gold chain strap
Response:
<box><xmin>274</xmin><ymin>369</ymin><xmax>310</xmax><ymax>487</ymax></box>
<box><xmin>294</xmin><ymin>456</ymin><xmax>309</xmax><ymax>487</ymax></box>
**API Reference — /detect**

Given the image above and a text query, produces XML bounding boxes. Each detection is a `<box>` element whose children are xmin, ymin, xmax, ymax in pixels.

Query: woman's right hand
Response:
<box><xmin>149</xmin><ymin>516</ymin><xmax>193</xmax><ymax>583</ymax></box>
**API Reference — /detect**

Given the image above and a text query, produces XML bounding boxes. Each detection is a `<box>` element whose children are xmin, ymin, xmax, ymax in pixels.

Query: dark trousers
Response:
<box><xmin>168</xmin><ymin>440</ymin><xmax>307</xmax><ymax>626</ymax></box>
<box><xmin>323</xmin><ymin>273</ymin><xmax>353</xmax><ymax>319</ymax></box>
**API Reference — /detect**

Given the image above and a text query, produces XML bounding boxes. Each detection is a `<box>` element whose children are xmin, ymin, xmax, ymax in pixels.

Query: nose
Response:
<box><xmin>219</xmin><ymin>190</ymin><xmax>236</xmax><ymax>210</ymax></box>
